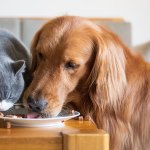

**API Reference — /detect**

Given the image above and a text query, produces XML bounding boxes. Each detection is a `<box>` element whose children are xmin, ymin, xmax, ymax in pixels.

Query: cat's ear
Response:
<box><xmin>11</xmin><ymin>60</ymin><xmax>26</xmax><ymax>76</ymax></box>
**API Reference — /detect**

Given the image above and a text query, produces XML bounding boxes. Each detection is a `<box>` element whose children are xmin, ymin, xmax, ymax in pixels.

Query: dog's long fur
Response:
<box><xmin>24</xmin><ymin>16</ymin><xmax>150</xmax><ymax>150</ymax></box>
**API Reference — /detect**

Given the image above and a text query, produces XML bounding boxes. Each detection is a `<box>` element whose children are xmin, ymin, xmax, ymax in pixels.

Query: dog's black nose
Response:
<box><xmin>27</xmin><ymin>96</ymin><xmax>48</xmax><ymax>112</ymax></box>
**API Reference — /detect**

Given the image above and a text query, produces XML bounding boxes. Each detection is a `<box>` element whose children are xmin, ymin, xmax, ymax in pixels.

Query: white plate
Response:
<box><xmin>0</xmin><ymin>111</ymin><xmax>80</xmax><ymax>127</ymax></box>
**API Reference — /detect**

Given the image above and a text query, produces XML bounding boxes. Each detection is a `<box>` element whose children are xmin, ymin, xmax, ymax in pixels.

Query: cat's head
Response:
<box><xmin>0</xmin><ymin>60</ymin><xmax>25</xmax><ymax>111</ymax></box>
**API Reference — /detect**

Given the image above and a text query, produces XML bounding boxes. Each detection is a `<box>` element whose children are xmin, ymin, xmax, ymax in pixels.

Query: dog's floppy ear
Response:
<box><xmin>30</xmin><ymin>29</ymin><xmax>41</xmax><ymax>73</ymax></box>
<box><xmin>87</xmin><ymin>26</ymin><xmax>127</xmax><ymax>110</ymax></box>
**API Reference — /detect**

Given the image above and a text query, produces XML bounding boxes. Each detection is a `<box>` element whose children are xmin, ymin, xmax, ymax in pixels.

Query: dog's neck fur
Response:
<box><xmin>96</xmin><ymin>53</ymin><xmax>150</xmax><ymax>150</ymax></box>
<box><xmin>67</xmin><ymin>48</ymin><xmax>150</xmax><ymax>150</ymax></box>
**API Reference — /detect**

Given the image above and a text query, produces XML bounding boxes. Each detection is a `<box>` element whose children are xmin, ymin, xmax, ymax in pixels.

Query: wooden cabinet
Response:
<box><xmin>0</xmin><ymin>120</ymin><xmax>109</xmax><ymax>150</ymax></box>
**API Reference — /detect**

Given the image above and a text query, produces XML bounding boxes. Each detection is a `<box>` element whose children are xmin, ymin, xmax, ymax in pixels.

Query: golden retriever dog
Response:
<box><xmin>23</xmin><ymin>16</ymin><xmax>150</xmax><ymax>150</ymax></box>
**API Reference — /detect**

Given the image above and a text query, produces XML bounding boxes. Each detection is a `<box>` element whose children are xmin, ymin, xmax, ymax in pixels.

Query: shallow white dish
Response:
<box><xmin>0</xmin><ymin>111</ymin><xmax>80</xmax><ymax>127</ymax></box>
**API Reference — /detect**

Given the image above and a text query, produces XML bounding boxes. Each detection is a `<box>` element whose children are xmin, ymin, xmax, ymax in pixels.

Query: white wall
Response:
<box><xmin>0</xmin><ymin>0</ymin><xmax>149</xmax><ymax>46</ymax></box>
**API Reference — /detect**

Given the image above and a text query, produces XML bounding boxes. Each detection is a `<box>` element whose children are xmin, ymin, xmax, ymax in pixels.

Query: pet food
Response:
<box><xmin>5</xmin><ymin>115</ymin><xmax>18</xmax><ymax>118</ymax></box>
<box><xmin>0</xmin><ymin>112</ymin><xmax>4</xmax><ymax>117</ymax></box>
<box><xmin>78</xmin><ymin>116</ymin><xmax>83</xmax><ymax>121</ymax></box>
<box><xmin>6</xmin><ymin>122</ymin><xmax>11</xmax><ymax>128</ymax></box>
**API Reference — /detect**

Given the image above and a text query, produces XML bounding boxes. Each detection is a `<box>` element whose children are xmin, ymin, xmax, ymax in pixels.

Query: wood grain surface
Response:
<box><xmin>0</xmin><ymin>119</ymin><xmax>109</xmax><ymax>150</ymax></box>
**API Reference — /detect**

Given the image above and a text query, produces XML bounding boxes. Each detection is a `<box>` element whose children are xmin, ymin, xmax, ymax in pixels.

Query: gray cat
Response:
<box><xmin>0</xmin><ymin>29</ymin><xmax>31</xmax><ymax>111</ymax></box>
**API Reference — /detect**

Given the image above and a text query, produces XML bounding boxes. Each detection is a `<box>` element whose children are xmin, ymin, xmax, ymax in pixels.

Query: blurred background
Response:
<box><xmin>0</xmin><ymin>0</ymin><xmax>150</xmax><ymax>60</ymax></box>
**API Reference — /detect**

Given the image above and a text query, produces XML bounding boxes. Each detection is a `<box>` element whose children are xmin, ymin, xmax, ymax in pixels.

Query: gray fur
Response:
<box><xmin>0</xmin><ymin>29</ymin><xmax>31</xmax><ymax>111</ymax></box>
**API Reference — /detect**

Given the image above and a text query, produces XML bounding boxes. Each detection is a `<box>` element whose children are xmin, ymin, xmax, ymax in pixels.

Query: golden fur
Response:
<box><xmin>23</xmin><ymin>16</ymin><xmax>150</xmax><ymax>150</ymax></box>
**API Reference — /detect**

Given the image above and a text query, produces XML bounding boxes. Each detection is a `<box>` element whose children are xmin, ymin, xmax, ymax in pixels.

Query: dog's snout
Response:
<box><xmin>27</xmin><ymin>95</ymin><xmax>48</xmax><ymax>112</ymax></box>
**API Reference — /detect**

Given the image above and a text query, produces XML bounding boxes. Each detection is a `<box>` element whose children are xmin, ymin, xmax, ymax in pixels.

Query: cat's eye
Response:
<box><xmin>64</xmin><ymin>61</ymin><xmax>79</xmax><ymax>70</ymax></box>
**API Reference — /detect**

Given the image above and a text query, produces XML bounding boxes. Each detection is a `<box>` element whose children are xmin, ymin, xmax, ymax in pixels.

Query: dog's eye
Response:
<box><xmin>64</xmin><ymin>61</ymin><xmax>79</xmax><ymax>69</ymax></box>
<box><xmin>37</xmin><ymin>52</ymin><xmax>43</xmax><ymax>60</ymax></box>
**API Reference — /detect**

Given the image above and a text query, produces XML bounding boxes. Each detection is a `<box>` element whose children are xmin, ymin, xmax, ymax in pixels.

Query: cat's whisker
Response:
<box><xmin>14</xmin><ymin>103</ymin><xmax>29</xmax><ymax>108</ymax></box>
<box><xmin>7</xmin><ymin>107</ymin><xmax>15</xmax><ymax>115</ymax></box>
<box><xmin>14</xmin><ymin>103</ymin><xmax>22</xmax><ymax>105</ymax></box>
<box><xmin>23</xmin><ymin>104</ymin><xmax>29</xmax><ymax>108</ymax></box>
<box><xmin>14</xmin><ymin>103</ymin><xmax>25</xmax><ymax>106</ymax></box>
<box><xmin>6</xmin><ymin>92</ymin><xmax>11</xmax><ymax>99</ymax></box>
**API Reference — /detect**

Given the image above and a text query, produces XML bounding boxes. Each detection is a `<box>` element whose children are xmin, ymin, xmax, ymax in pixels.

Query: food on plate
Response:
<box><xmin>71</xmin><ymin>110</ymin><xmax>75</xmax><ymax>115</ymax></box>
<box><xmin>5</xmin><ymin>115</ymin><xmax>19</xmax><ymax>118</ymax></box>
<box><xmin>0</xmin><ymin>109</ymin><xmax>77</xmax><ymax>119</ymax></box>
<box><xmin>0</xmin><ymin>112</ymin><xmax>4</xmax><ymax>117</ymax></box>
<box><xmin>4</xmin><ymin>112</ymin><xmax>40</xmax><ymax>119</ymax></box>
